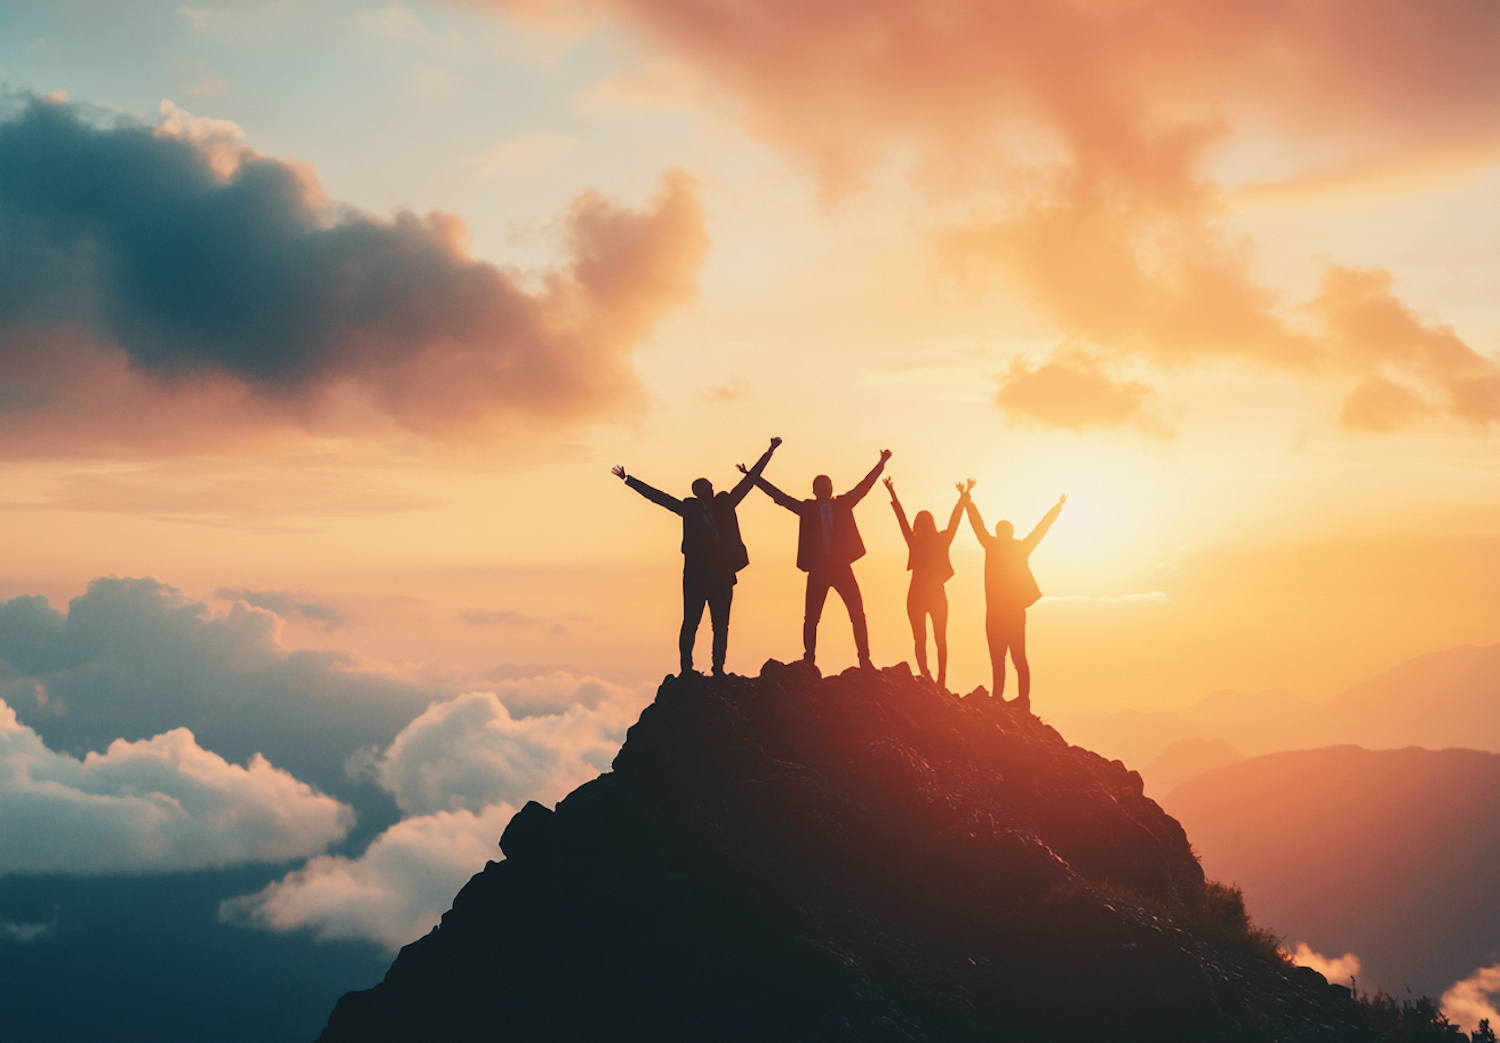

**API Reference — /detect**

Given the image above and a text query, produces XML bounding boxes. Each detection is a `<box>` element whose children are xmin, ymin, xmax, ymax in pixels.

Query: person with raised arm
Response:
<box><xmin>744</xmin><ymin>449</ymin><xmax>891</xmax><ymax>671</ymax></box>
<box><xmin>885</xmin><ymin>476</ymin><xmax>973</xmax><ymax>691</ymax></box>
<box><xmin>966</xmin><ymin>492</ymin><xmax>1067</xmax><ymax>713</ymax></box>
<box><xmin>612</xmin><ymin>436</ymin><xmax>782</xmax><ymax>677</ymax></box>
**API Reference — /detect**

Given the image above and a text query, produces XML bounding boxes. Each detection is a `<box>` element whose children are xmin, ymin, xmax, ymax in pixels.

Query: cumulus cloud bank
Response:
<box><xmin>0</xmin><ymin>577</ymin><xmax>437</xmax><ymax>798</ymax></box>
<box><xmin>214</xmin><ymin>587</ymin><xmax>346</xmax><ymax>630</ymax></box>
<box><xmin>571</xmin><ymin>0</ymin><xmax>1500</xmax><ymax>433</ymax></box>
<box><xmin>0</xmin><ymin>574</ymin><xmax>652</xmax><ymax>943</ymax></box>
<box><xmin>0</xmin><ymin>699</ymin><xmax>350</xmax><ymax>874</ymax></box>
<box><xmin>226</xmin><ymin>673</ymin><xmax>651</xmax><ymax>950</ymax></box>
<box><xmin>1443</xmin><ymin>963</ymin><xmax>1500</xmax><ymax>1035</ymax></box>
<box><xmin>221</xmin><ymin>802</ymin><xmax>516</xmax><ymax>951</ymax></box>
<box><xmin>375</xmin><ymin>683</ymin><xmax>640</xmax><ymax>815</ymax></box>
<box><xmin>0</xmin><ymin>94</ymin><xmax>707</xmax><ymax>450</ymax></box>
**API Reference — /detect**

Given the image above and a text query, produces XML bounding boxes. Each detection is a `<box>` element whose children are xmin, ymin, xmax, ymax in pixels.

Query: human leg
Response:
<box><xmin>707</xmin><ymin>582</ymin><xmax>734</xmax><ymax>675</ymax></box>
<box><xmin>906</xmin><ymin>584</ymin><xmax>929</xmax><ymax>679</ymax></box>
<box><xmin>829</xmin><ymin>564</ymin><xmax>871</xmax><ymax>666</ymax></box>
<box><xmin>931</xmin><ymin>587</ymin><xmax>949</xmax><ymax>690</ymax></box>
<box><xmin>803</xmin><ymin>570</ymin><xmax>834</xmax><ymax>664</ymax></box>
<box><xmin>985</xmin><ymin>610</ymin><xmax>1009</xmax><ymax>698</ymax></box>
<box><xmin>1012</xmin><ymin>611</ymin><xmax>1031</xmax><ymax>709</ymax></box>
<box><xmin>680</xmin><ymin>574</ymin><xmax>709</xmax><ymax>673</ymax></box>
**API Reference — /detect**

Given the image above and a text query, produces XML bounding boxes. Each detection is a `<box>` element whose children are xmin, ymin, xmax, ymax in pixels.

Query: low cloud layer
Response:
<box><xmin>227</xmin><ymin>672</ymin><xmax>651</xmax><ymax>950</ymax></box>
<box><xmin>1443</xmin><ymin>963</ymin><xmax>1500</xmax><ymax>1035</ymax></box>
<box><xmin>0</xmin><ymin>571</ymin><xmax>659</xmax><ymax>949</ymax></box>
<box><xmin>2</xmin><ymin>573</ymin><xmax>655</xmax><ymax>946</ymax></box>
<box><xmin>0</xmin><ymin>919</ymin><xmax>53</xmax><ymax>943</ymax></box>
<box><xmin>0</xmin><ymin>577</ymin><xmax>437</xmax><ymax>799</ymax></box>
<box><xmin>0</xmin><ymin>699</ymin><xmax>350</xmax><ymax>874</ymax></box>
<box><xmin>0</xmin><ymin>95</ymin><xmax>707</xmax><ymax>450</ymax></box>
<box><xmin>221</xmin><ymin>802</ymin><xmax>515</xmax><ymax>951</ymax></box>
<box><xmin>1290</xmin><ymin>943</ymin><xmax>1361</xmax><ymax>985</ymax></box>
<box><xmin>375</xmin><ymin>682</ymin><xmax>642</xmax><ymax>815</ymax></box>
<box><xmin>569</xmin><ymin>0</ymin><xmax>1500</xmax><ymax>433</ymax></box>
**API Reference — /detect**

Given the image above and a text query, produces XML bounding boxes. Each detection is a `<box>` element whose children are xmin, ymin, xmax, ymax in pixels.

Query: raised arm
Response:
<box><xmin>727</xmin><ymin>436</ymin><xmax>782</xmax><ymax>506</ymax></box>
<box><xmin>752</xmin><ymin>475</ymin><xmax>803</xmax><ymax>513</ymax></box>
<box><xmin>613</xmin><ymin>466</ymin><xmax>684</xmax><ymax>515</ymax></box>
<box><xmin>942</xmin><ymin>479</ymin><xmax>975</xmax><ymax>544</ymax></box>
<box><xmin>965</xmin><ymin>500</ymin><xmax>996</xmax><ymax>547</ymax></box>
<box><xmin>884</xmin><ymin>477</ymin><xmax>913</xmax><ymax>545</ymax></box>
<box><xmin>1022</xmin><ymin>494</ymin><xmax>1067</xmax><ymax>552</ymax></box>
<box><xmin>842</xmin><ymin>449</ymin><xmax>893</xmax><ymax>505</ymax></box>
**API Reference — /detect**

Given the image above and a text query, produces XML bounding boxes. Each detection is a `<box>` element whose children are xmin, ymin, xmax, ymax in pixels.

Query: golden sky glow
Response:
<box><xmin>2</xmin><ymin>0</ymin><xmax>1498</xmax><ymax>710</ymax></box>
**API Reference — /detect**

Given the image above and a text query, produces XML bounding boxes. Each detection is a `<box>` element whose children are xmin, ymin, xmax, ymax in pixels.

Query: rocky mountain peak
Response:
<box><xmin>320</xmin><ymin>660</ymin><xmax>1370</xmax><ymax>1042</ymax></box>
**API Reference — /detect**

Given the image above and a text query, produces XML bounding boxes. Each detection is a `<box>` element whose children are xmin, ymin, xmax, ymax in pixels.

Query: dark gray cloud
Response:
<box><xmin>0</xmin><ymin>95</ymin><xmax>707</xmax><ymax>442</ymax></box>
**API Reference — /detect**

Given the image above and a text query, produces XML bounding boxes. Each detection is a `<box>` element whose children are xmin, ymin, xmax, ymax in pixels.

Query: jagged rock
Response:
<box><xmin>319</xmin><ymin>662</ymin><xmax>1375</xmax><ymax>1042</ymax></box>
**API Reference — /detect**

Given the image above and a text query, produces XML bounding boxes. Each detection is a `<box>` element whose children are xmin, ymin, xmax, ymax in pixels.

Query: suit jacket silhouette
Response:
<box><xmin>968</xmin><ymin>501</ymin><xmax>1063</xmax><ymax>610</ymax></box>
<box><xmin>755</xmin><ymin>467</ymin><xmax>883</xmax><ymax>573</ymax></box>
<box><xmin>625</xmin><ymin>457</ymin><xmax>769</xmax><ymax>580</ymax></box>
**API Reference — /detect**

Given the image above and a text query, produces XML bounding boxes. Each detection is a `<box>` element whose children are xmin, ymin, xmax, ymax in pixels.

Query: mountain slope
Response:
<box><xmin>321</xmin><ymin>662</ymin><xmax>1370</xmax><ymax>1042</ymax></box>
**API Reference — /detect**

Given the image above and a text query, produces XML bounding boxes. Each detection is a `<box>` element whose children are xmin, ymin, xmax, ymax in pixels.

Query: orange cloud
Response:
<box><xmin>1338</xmin><ymin>377</ymin><xmax>1429</xmax><ymax>435</ymax></box>
<box><xmin>995</xmin><ymin>352</ymin><xmax>1166</xmax><ymax>434</ymax></box>
<box><xmin>1311</xmin><ymin>267</ymin><xmax>1500</xmax><ymax>430</ymax></box>
<box><xmin>552</xmin><ymin>0</ymin><xmax>1500</xmax><ymax>433</ymax></box>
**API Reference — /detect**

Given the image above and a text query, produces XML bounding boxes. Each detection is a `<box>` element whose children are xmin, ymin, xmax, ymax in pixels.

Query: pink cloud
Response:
<box><xmin>537</xmin><ymin>0</ymin><xmax>1500</xmax><ymax>432</ymax></box>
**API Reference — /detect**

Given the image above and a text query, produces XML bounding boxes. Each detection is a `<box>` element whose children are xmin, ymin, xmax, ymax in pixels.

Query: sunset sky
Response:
<box><xmin>2</xmin><ymin>2</ymin><xmax>1499</xmax><ymax>1036</ymax></box>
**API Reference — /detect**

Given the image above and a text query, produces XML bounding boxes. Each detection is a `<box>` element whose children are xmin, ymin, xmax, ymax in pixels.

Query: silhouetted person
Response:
<box><xmin>885</xmin><ymin>476</ymin><xmax>973</xmax><ymax>690</ymax></box>
<box><xmin>966</xmin><ymin>492</ymin><xmax>1066</xmax><ymax>713</ymax></box>
<box><xmin>613</xmin><ymin>437</ymin><xmax>782</xmax><ymax>676</ymax></box>
<box><xmin>747</xmin><ymin>449</ymin><xmax>891</xmax><ymax>670</ymax></box>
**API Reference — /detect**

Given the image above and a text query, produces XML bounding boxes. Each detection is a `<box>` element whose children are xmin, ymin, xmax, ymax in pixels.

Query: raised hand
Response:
<box><xmin>1058</xmin><ymin>493</ymin><xmax>1067</xmax><ymax>506</ymax></box>
<box><xmin>879</xmin><ymin>448</ymin><xmax>893</xmax><ymax>463</ymax></box>
<box><xmin>769</xmin><ymin>436</ymin><xmax>782</xmax><ymax>450</ymax></box>
<box><xmin>735</xmin><ymin>462</ymin><xmax>749</xmax><ymax>474</ymax></box>
<box><xmin>611</xmin><ymin>465</ymin><xmax>626</xmax><ymax>481</ymax></box>
<box><xmin>882</xmin><ymin>476</ymin><xmax>897</xmax><ymax>499</ymax></box>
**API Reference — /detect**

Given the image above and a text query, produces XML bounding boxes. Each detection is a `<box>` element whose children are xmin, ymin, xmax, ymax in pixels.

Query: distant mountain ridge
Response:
<box><xmin>1052</xmin><ymin>642</ymin><xmax>1500</xmax><ymax>771</ymax></box>
<box><xmin>1319</xmin><ymin>644</ymin><xmax>1500</xmax><ymax>753</ymax></box>
<box><xmin>1162</xmin><ymin>745</ymin><xmax>1500</xmax><ymax>999</ymax></box>
<box><xmin>320</xmin><ymin>662</ymin><xmax>1370</xmax><ymax>1042</ymax></box>
<box><xmin>1142</xmin><ymin>738</ymin><xmax>1246</xmax><ymax>799</ymax></box>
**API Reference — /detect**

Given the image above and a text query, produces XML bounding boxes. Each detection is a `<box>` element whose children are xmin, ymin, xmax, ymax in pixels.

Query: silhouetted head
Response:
<box><xmin>692</xmin><ymin>478</ymin><xmax>714</xmax><ymax>500</ymax></box>
<box><xmin>914</xmin><ymin>510</ymin><xmax>936</xmax><ymax>536</ymax></box>
<box><xmin>812</xmin><ymin>475</ymin><xmax>833</xmax><ymax>501</ymax></box>
<box><xmin>995</xmin><ymin>520</ymin><xmax>1015</xmax><ymax>539</ymax></box>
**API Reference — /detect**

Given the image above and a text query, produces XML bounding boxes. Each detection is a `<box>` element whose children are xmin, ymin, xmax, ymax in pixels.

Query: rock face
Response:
<box><xmin>320</xmin><ymin>662</ymin><xmax>1371</xmax><ymax>1042</ymax></box>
